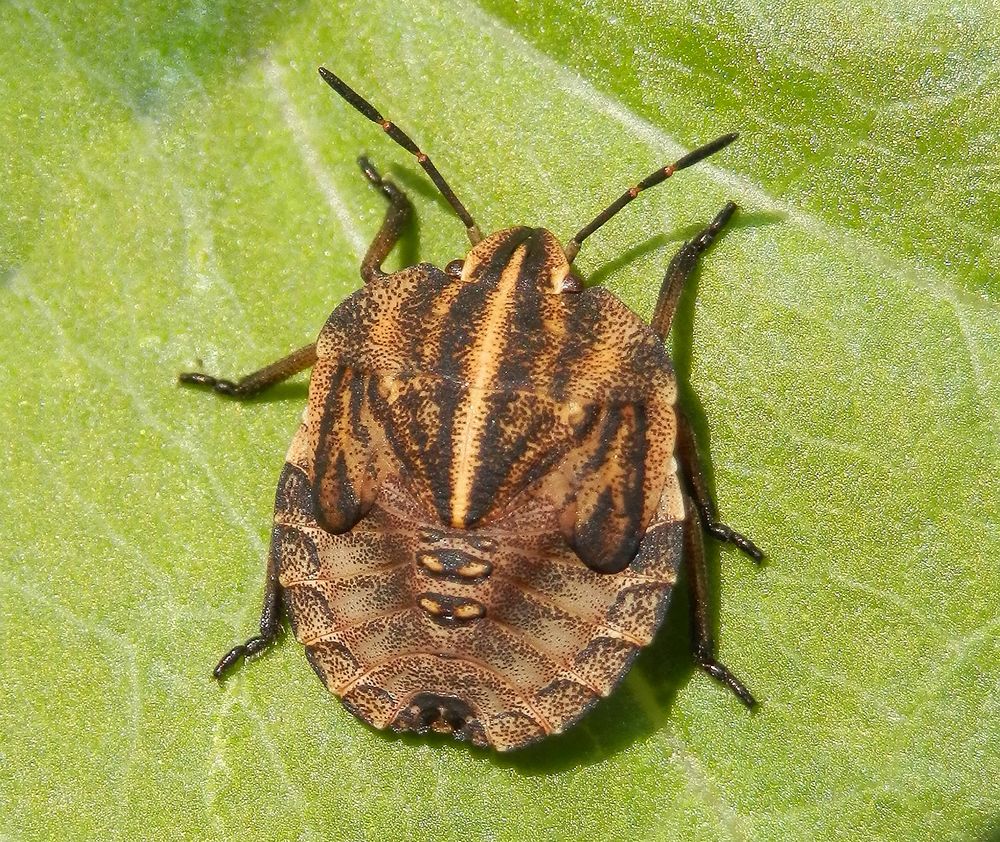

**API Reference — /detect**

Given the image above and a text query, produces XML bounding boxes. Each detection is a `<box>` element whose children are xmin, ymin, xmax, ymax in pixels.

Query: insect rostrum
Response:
<box><xmin>180</xmin><ymin>66</ymin><xmax>763</xmax><ymax>752</ymax></box>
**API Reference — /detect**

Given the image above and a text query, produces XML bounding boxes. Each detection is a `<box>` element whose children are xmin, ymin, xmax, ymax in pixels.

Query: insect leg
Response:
<box><xmin>178</xmin><ymin>343</ymin><xmax>317</xmax><ymax>399</ymax></box>
<box><xmin>683</xmin><ymin>495</ymin><xmax>757</xmax><ymax>708</ymax></box>
<box><xmin>677</xmin><ymin>408</ymin><xmax>763</xmax><ymax>562</ymax></box>
<box><xmin>649</xmin><ymin>201</ymin><xmax>762</xmax><ymax>560</ymax></box>
<box><xmin>358</xmin><ymin>156</ymin><xmax>413</xmax><ymax>283</ymax></box>
<box><xmin>650</xmin><ymin>201</ymin><xmax>737</xmax><ymax>338</ymax></box>
<box><xmin>213</xmin><ymin>541</ymin><xmax>282</xmax><ymax>678</ymax></box>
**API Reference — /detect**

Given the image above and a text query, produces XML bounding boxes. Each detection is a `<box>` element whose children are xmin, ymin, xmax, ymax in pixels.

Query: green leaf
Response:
<box><xmin>1</xmin><ymin>1</ymin><xmax>996</xmax><ymax>839</ymax></box>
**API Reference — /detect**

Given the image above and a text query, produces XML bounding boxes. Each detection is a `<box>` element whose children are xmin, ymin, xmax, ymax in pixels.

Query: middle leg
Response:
<box><xmin>179</xmin><ymin>342</ymin><xmax>318</xmax><ymax>400</ymax></box>
<box><xmin>677</xmin><ymin>409</ymin><xmax>763</xmax><ymax>562</ymax></box>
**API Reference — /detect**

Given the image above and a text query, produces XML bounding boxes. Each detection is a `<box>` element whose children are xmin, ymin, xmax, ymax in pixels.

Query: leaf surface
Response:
<box><xmin>1</xmin><ymin>1</ymin><xmax>997</xmax><ymax>839</ymax></box>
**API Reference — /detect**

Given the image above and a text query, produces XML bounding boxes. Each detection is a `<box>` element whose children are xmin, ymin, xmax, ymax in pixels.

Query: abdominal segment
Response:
<box><xmin>273</xmin><ymin>460</ymin><xmax>682</xmax><ymax>752</ymax></box>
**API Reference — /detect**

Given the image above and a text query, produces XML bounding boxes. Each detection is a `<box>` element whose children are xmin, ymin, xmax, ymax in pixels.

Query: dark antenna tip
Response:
<box><xmin>673</xmin><ymin>132</ymin><xmax>740</xmax><ymax>172</ymax></box>
<box><xmin>567</xmin><ymin>131</ymin><xmax>741</xmax><ymax>261</ymax></box>
<box><xmin>316</xmin><ymin>65</ymin><xmax>481</xmax><ymax>245</ymax></box>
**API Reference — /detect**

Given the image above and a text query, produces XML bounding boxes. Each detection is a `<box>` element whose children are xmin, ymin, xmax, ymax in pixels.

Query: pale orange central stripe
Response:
<box><xmin>449</xmin><ymin>246</ymin><xmax>526</xmax><ymax>526</ymax></box>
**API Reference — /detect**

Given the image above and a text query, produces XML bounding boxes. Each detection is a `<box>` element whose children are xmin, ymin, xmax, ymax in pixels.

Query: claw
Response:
<box><xmin>707</xmin><ymin>521</ymin><xmax>764</xmax><ymax>563</ymax></box>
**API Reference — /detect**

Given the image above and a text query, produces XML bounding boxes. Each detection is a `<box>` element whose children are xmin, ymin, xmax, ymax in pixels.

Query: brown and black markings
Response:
<box><xmin>181</xmin><ymin>67</ymin><xmax>763</xmax><ymax>752</ymax></box>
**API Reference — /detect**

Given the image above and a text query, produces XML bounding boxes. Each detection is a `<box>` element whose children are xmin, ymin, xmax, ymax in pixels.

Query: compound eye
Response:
<box><xmin>445</xmin><ymin>259</ymin><xmax>464</xmax><ymax>277</ymax></box>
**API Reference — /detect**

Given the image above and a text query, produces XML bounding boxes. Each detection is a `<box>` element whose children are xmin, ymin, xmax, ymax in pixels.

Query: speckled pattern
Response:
<box><xmin>274</xmin><ymin>228</ymin><xmax>687</xmax><ymax>751</ymax></box>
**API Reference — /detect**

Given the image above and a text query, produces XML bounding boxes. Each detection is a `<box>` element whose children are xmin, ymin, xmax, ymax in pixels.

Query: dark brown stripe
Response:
<box><xmin>273</xmin><ymin>462</ymin><xmax>314</xmax><ymax>520</ymax></box>
<box><xmin>568</xmin><ymin>400</ymin><xmax>649</xmax><ymax>573</ymax></box>
<box><xmin>312</xmin><ymin>365</ymin><xmax>374</xmax><ymax>533</ymax></box>
<box><xmin>348</xmin><ymin>368</ymin><xmax>368</xmax><ymax>443</ymax></box>
<box><xmin>463</xmin><ymin>392</ymin><xmax>558</xmax><ymax>524</ymax></box>
<box><xmin>437</xmin><ymin>229</ymin><xmax>534</xmax><ymax>526</ymax></box>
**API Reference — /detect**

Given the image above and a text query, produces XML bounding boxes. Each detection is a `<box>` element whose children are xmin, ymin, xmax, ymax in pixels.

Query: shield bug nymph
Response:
<box><xmin>180</xmin><ymin>66</ymin><xmax>763</xmax><ymax>752</ymax></box>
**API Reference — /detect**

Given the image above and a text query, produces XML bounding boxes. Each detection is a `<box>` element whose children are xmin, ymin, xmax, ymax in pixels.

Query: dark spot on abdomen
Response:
<box><xmin>416</xmin><ymin>549</ymin><xmax>493</xmax><ymax>582</ymax></box>
<box><xmin>417</xmin><ymin>591</ymin><xmax>487</xmax><ymax>624</ymax></box>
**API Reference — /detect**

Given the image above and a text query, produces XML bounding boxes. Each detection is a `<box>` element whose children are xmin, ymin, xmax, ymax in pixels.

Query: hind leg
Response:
<box><xmin>682</xmin><ymin>493</ymin><xmax>757</xmax><ymax>707</ymax></box>
<box><xmin>212</xmin><ymin>538</ymin><xmax>282</xmax><ymax>679</ymax></box>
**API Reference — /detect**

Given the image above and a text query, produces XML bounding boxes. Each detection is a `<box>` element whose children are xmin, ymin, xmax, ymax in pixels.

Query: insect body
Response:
<box><xmin>181</xmin><ymin>67</ymin><xmax>762</xmax><ymax>751</ymax></box>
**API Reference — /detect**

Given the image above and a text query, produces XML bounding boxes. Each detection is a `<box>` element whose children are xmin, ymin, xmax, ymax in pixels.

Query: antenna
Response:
<box><xmin>565</xmin><ymin>133</ymin><xmax>738</xmax><ymax>262</ymax></box>
<box><xmin>318</xmin><ymin>67</ymin><xmax>482</xmax><ymax>245</ymax></box>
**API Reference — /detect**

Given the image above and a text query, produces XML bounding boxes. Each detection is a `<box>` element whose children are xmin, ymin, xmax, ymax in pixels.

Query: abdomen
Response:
<box><xmin>272</xmin><ymin>448</ymin><xmax>685</xmax><ymax>751</ymax></box>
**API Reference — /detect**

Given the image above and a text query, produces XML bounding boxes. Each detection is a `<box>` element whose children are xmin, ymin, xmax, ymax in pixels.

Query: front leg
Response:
<box><xmin>647</xmin><ymin>201</ymin><xmax>762</xmax><ymax>562</ymax></box>
<box><xmin>179</xmin><ymin>342</ymin><xmax>317</xmax><ymax>400</ymax></box>
<box><xmin>650</xmin><ymin>201</ymin><xmax>736</xmax><ymax>338</ymax></box>
<box><xmin>358</xmin><ymin>156</ymin><xmax>413</xmax><ymax>283</ymax></box>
